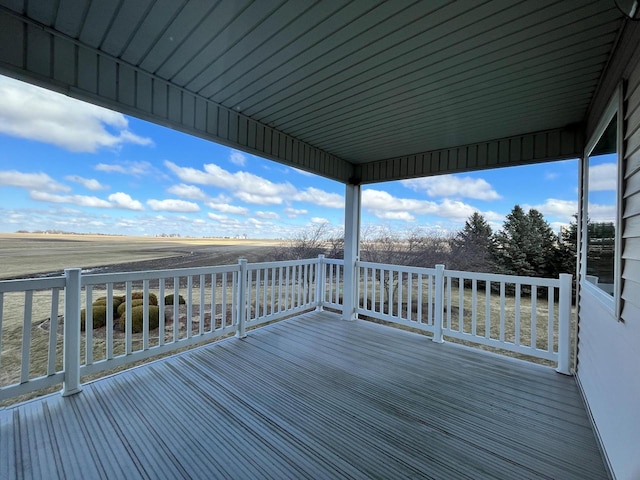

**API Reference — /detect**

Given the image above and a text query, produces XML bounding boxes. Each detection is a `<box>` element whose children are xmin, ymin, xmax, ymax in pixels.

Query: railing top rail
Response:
<box><xmin>357</xmin><ymin>260</ymin><xmax>437</xmax><ymax>276</ymax></box>
<box><xmin>444</xmin><ymin>269</ymin><xmax>562</xmax><ymax>287</ymax></box>
<box><xmin>322</xmin><ymin>258</ymin><xmax>344</xmax><ymax>265</ymax></box>
<box><xmin>246</xmin><ymin>257</ymin><xmax>320</xmax><ymax>270</ymax></box>
<box><xmin>0</xmin><ymin>275</ymin><xmax>66</xmax><ymax>292</ymax></box>
<box><xmin>82</xmin><ymin>264</ymin><xmax>240</xmax><ymax>286</ymax></box>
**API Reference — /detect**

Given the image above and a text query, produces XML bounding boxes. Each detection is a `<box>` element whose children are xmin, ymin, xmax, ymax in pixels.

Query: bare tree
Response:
<box><xmin>271</xmin><ymin>223</ymin><xmax>343</xmax><ymax>260</ymax></box>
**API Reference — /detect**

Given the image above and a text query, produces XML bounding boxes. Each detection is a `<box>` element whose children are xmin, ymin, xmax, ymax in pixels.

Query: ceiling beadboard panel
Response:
<box><xmin>0</xmin><ymin>0</ymin><xmax>626</xmax><ymax>183</ymax></box>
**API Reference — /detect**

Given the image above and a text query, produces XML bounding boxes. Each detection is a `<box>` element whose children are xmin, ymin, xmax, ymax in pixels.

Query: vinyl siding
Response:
<box><xmin>578</xmin><ymin>19</ymin><xmax>640</xmax><ymax>480</ymax></box>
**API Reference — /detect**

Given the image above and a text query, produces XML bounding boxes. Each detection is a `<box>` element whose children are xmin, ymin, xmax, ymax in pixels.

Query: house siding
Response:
<box><xmin>578</xmin><ymin>20</ymin><xmax>640</xmax><ymax>480</ymax></box>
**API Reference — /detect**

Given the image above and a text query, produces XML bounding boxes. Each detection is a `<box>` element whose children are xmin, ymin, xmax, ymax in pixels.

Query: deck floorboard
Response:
<box><xmin>0</xmin><ymin>311</ymin><xmax>609</xmax><ymax>479</ymax></box>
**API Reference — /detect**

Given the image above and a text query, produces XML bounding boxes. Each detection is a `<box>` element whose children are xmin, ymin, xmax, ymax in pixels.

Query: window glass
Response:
<box><xmin>585</xmin><ymin>115</ymin><xmax>617</xmax><ymax>295</ymax></box>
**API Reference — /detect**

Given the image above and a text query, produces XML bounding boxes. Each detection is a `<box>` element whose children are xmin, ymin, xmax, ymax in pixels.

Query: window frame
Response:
<box><xmin>580</xmin><ymin>84</ymin><xmax>624</xmax><ymax>318</ymax></box>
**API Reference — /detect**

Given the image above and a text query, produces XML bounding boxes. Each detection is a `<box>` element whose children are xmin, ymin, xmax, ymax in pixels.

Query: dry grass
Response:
<box><xmin>0</xmin><ymin>233</ymin><xmax>280</xmax><ymax>279</ymax></box>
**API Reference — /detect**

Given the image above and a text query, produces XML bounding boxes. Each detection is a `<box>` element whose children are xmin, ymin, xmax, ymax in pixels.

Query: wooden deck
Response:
<box><xmin>0</xmin><ymin>311</ymin><xmax>608</xmax><ymax>479</ymax></box>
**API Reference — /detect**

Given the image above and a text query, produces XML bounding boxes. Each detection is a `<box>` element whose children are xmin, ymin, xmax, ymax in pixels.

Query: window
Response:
<box><xmin>585</xmin><ymin>116</ymin><xmax>618</xmax><ymax>295</ymax></box>
<box><xmin>581</xmin><ymin>86</ymin><xmax>622</xmax><ymax>312</ymax></box>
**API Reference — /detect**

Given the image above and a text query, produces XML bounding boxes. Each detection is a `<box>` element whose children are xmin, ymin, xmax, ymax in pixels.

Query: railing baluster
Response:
<box><xmin>297</xmin><ymin>265</ymin><xmax>301</xmax><ymax>307</ymax></box>
<box><xmin>143</xmin><ymin>279</ymin><xmax>150</xmax><ymax>350</ymax></box>
<box><xmin>47</xmin><ymin>288</ymin><xmax>59</xmax><ymax>375</ymax></box>
<box><xmin>221</xmin><ymin>273</ymin><xmax>227</xmax><ymax>329</ymax></box>
<box><xmin>397</xmin><ymin>271</ymin><xmax>403</xmax><ymax>318</ymax></box>
<box><xmin>278</xmin><ymin>266</ymin><xmax>283</xmax><ymax>312</ymax></box>
<box><xmin>499</xmin><ymin>282</ymin><xmax>506</xmax><ymax>342</ymax></box>
<box><xmin>371</xmin><ymin>268</ymin><xmax>376</xmax><ymax>312</ymax></box>
<box><xmin>186</xmin><ymin>276</ymin><xmax>192</xmax><ymax>339</ymax></box>
<box><xmin>362</xmin><ymin>266</ymin><xmax>368</xmax><ymax>310</ymax></box>
<box><xmin>531</xmin><ymin>285</ymin><xmax>537</xmax><ymax>349</ymax></box>
<box><xmin>458</xmin><ymin>276</ymin><xmax>464</xmax><ymax>333</ymax></box>
<box><xmin>515</xmin><ymin>283</ymin><xmax>521</xmax><ymax>346</ymax></box>
<box><xmin>446</xmin><ymin>276</ymin><xmax>451</xmax><ymax>329</ymax></box>
<box><xmin>336</xmin><ymin>264</ymin><xmax>341</xmax><ymax>305</ymax></box>
<box><xmin>20</xmin><ymin>290</ymin><xmax>33</xmax><ymax>384</ymax></box>
<box><xmin>253</xmin><ymin>269</ymin><xmax>259</xmax><ymax>321</ymax></box>
<box><xmin>199</xmin><ymin>274</ymin><xmax>205</xmax><ymax>336</ymax></box>
<box><xmin>379</xmin><ymin>269</ymin><xmax>384</xmax><ymax>314</ymax></box>
<box><xmin>471</xmin><ymin>279</ymin><xmax>477</xmax><ymax>336</ymax></box>
<box><xmin>285</xmin><ymin>266</ymin><xmax>290</xmax><ymax>311</ymax></box>
<box><xmin>263</xmin><ymin>268</ymin><xmax>268</xmax><ymax>316</ymax></box>
<box><xmin>485</xmin><ymin>281</ymin><xmax>491</xmax><ymax>338</ymax></box>
<box><xmin>407</xmin><ymin>273</ymin><xmax>413</xmax><ymax>322</ymax></box>
<box><xmin>126</xmin><ymin>281</ymin><xmax>133</xmax><ymax>353</ymax></box>
<box><xmin>427</xmin><ymin>274</ymin><xmax>432</xmax><ymax>325</ymax></box>
<box><xmin>172</xmin><ymin>277</ymin><xmax>179</xmax><ymax>343</ymax></box>
<box><xmin>106</xmin><ymin>284</ymin><xmax>114</xmax><ymax>350</ymax></box>
<box><xmin>85</xmin><ymin>286</ymin><xmax>93</xmax><ymax>365</ymax></box>
<box><xmin>159</xmin><ymin>279</ymin><xmax>165</xmax><ymax>345</ymax></box>
<box><xmin>417</xmin><ymin>274</ymin><xmax>423</xmax><ymax>324</ymax></box>
<box><xmin>530</xmin><ymin>284</ymin><xmax>538</xmax><ymax>348</ymax></box>
<box><xmin>214</xmin><ymin>273</ymin><xmax>218</xmax><ymax>332</ymax></box>
<box><xmin>236</xmin><ymin>259</ymin><xmax>247</xmax><ymax>338</ymax></box>
<box><xmin>271</xmin><ymin>267</ymin><xmax>276</xmax><ymax>314</ymax></box>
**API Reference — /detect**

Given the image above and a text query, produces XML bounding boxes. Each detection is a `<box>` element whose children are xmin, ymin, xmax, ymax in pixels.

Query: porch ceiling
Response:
<box><xmin>0</xmin><ymin>1</ymin><xmax>626</xmax><ymax>183</ymax></box>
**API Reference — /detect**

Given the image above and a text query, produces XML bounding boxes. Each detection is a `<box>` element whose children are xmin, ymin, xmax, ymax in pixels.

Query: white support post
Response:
<box><xmin>556</xmin><ymin>273</ymin><xmax>572</xmax><ymax>375</ymax></box>
<box><xmin>342</xmin><ymin>183</ymin><xmax>361</xmax><ymax>321</ymax></box>
<box><xmin>315</xmin><ymin>254</ymin><xmax>325</xmax><ymax>311</ymax></box>
<box><xmin>433</xmin><ymin>264</ymin><xmax>445</xmax><ymax>343</ymax></box>
<box><xmin>236</xmin><ymin>259</ymin><xmax>248</xmax><ymax>339</ymax></box>
<box><xmin>62</xmin><ymin>268</ymin><xmax>82</xmax><ymax>396</ymax></box>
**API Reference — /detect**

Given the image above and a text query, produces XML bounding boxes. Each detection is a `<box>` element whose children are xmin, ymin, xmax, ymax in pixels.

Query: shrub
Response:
<box><xmin>120</xmin><ymin>305</ymin><xmax>160</xmax><ymax>334</ymax></box>
<box><xmin>164</xmin><ymin>294</ymin><xmax>186</xmax><ymax>305</ymax></box>
<box><xmin>117</xmin><ymin>299</ymin><xmax>144</xmax><ymax>316</ymax></box>
<box><xmin>80</xmin><ymin>305</ymin><xmax>108</xmax><ymax>331</ymax></box>
<box><xmin>92</xmin><ymin>297</ymin><xmax>122</xmax><ymax>317</ymax></box>
<box><xmin>121</xmin><ymin>291</ymin><xmax>158</xmax><ymax>305</ymax></box>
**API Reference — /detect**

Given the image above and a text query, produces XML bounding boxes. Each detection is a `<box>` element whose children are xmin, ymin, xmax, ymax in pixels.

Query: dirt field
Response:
<box><xmin>0</xmin><ymin>233</ymin><xmax>282</xmax><ymax>280</ymax></box>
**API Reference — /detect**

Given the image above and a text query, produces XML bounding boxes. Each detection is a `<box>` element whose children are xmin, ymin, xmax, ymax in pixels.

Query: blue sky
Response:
<box><xmin>0</xmin><ymin>74</ymin><xmax>614</xmax><ymax>239</ymax></box>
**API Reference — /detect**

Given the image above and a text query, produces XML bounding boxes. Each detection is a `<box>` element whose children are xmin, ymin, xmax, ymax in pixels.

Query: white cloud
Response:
<box><xmin>167</xmin><ymin>183</ymin><xmax>208</xmax><ymax>200</ymax></box>
<box><xmin>147</xmin><ymin>199</ymin><xmax>200</xmax><ymax>212</ymax></box>
<box><xmin>230</xmin><ymin>150</ymin><xmax>247</xmax><ymax>166</ymax></box>
<box><xmin>95</xmin><ymin>161</ymin><xmax>154</xmax><ymax>177</ymax></box>
<box><xmin>401</xmin><ymin>175</ymin><xmax>500</xmax><ymax>200</ymax></box>
<box><xmin>0</xmin><ymin>76</ymin><xmax>153</xmax><ymax>152</ymax></box>
<box><xmin>28</xmin><ymin>190</ymin><xmax>145</xmax><ymax>211</ymax></box>
<box><xmin>0</xmin><ymin>170</ymin><xmax>70</xmax><ymax>192</ymax></box>
<box><xmin>525</xmin><ymin>199</ymin><xmax>578</xmax><ymax>223</ymax></box>
<box><xmin>293</xmin><ymin>187</ymin><xmax>344</xmax><ymax>208</ymax></box>
<box><xmin>362</xmin><ymin>189</ymin><xmax>483</xmax><ymax>223</ymax></box>
<box><xmin>206</xmin><ymin>201</ymin><xmax>249</xmax><ymax>215</ymax></box>
<box><xmin>284</xmin><ymin>207</ymin><xmax>307</xmax><ymax>218</ymax></box>
<box><xmin>165</xmin><ymin>160</ymin><xmax>296</xmax><ymax>205</ymax></box>
<box><xmin>587</xmin><ymin>203</ymin><xmax>616</xmax><ymax>223</ymax></box>
<box><xmin>30</xmin><ymin>191</ymin><xmax>113</xmax><ymax>208</ymax></box>
<box><xmin>207</xmin><ymin>212</ymin><xmax>228</xmax><ymax>221</ymax></box>
<box><xmin>255</xmin><ymin>211</ymin><xmax>280</xmax><ymax>220</ymax></box>
<box><xmin>589</xmin><ymin>163</ymin><xmax>617</xmax><ymax>191</ymax></box>
<box><xmin>65</xmin><ymin>175</ymin><xmax>107</xmax><ymax>191</ymax></box>
<box><xmin>311</xmin><ymin>217</ymin><xmax>330</xmax><ymax>224</ymax></box>
<box><xmin>108</xmin><ymin>192</ymin><xmax>144</xmax><ymax>211</ymax></box>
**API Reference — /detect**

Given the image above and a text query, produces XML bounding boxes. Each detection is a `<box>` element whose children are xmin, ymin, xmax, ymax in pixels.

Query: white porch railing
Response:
<box><xmin>357</xmin><ymin>262</ymin><xmax>572</xmax><ymax>374</ymax></box>
<box><xmin>0</xmin><ymin>257</ymin><xmax>571</xmax><ymax>403</ymax></box>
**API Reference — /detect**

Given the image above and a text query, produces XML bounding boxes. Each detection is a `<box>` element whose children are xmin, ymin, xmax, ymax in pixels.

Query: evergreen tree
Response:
<box><xmin>494</xmin><ymin>205</ymin><xmax>561</xmax><ymax>277</ymax></box>
<box><xmin>451</xmin><ymin>212</ymin><xmax>495</xmax><ymax>272</ymax></box>
<box><xmin>557</xmin><ymin>214</ymin><xmax>578</xmax><ymax>276</ymax></box>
